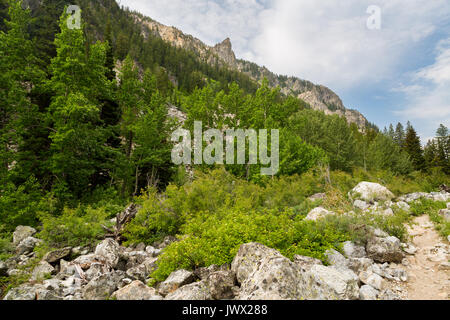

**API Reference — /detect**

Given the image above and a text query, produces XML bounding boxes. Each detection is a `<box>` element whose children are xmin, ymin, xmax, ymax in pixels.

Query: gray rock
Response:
<box><xmin>43</xmin><ymin>247</ymin><xmax>72</xmax><ymax>264</ymax></box>
<box><xmin>13</xmin><ymin>226</ymin><xmax>36</xmax><ymax>246</ymax></box>
<box><xmin>72</xmin><ymin>254</ymin><xmax>107</xmax><ymax>270</ymax></box>
<box><xmin>325</xmin><ymin>249</ymin><xmax>349</xmax><ymax>269</ymax></box>
<box><xmin>3</xmin><ymin>284</ymin><xmax>38</xmax><ymax>300</ymax></box>
<box><xmin>123</xmin><ymin>250</ymin><xmax>149</xmax><ymax>269</ymax></box>
<box><xmin>194</xmin><ymin>264</ymin><xmax>230</xmax><ymax>280</ymax></box>
<box><xmin>396</xmin><ymin>201</ymin><xmax>410</xmax><ymax>212</ymax></box>
<box><xmin>359</xmin><ymin>285</ymin><xmax>379</xmax><ymax>300</ymax></box>
<box><xmin>362</xmin><ymin>273</ymin><xmax>385</xmax><ymax>291</ymax></box>
<box><xmin>207</xmin><ymin>270</ymin><xmax>236</xmax><ymax>300</ymax></box>
<box><xmin>232</xmin><ymin>243</ymin><xmax>304</xmax><ymax>300</ymax></box>
<box><xmin>158</xmin><ymin>269</ymin><xmax>195</xmax><ymax>296</ymax></box>
<box><xmin>35</xmin><ymin>287</ymin><xmax>64</xmax><ymax>300</ymax></box>
<box><xmin>31</xmin><ymin>261</ymin><xmax>55</xmax><ymax>281</ymax></box>
<box><xmin>366</xmin><ymin>236</ymin><xmax>404</xmax><ymax>263</ymax></box>
<box><xmin>343</xmin><ymin>241</ymin><xmax>366</xmax><ymax>258</ymax></box>
<box><xmin>82</xmin><ymin>271</ymin><xmax>126</xmax><ymax>300</ymax></box>
<box><xmin>95</xmin><ymin>239</ymin><xmax>120</xmax><ymax>268</ymax></box>
<box><xmin>305</xmin><ymin>207</ymin><xmax>335</xmax><ymax>221</ymax></box>
<box><xmin>126</xmin><ymin>257</ymin><xmax>158</xmax><ymax>281</ymax></box>
<box><xmin>354</xmin><ymin>200</ymin><xmax>370</xmax><ymax>210</ymax></box>
<box><xmin>165</xmin><ymin>280</ymin><xmax>212</xmax><ymax>300</ymax></box>
<box><xmin>16</xmin><ymin>236</ymin><xmax>42</xmax><ymax>255</ymax></box>
<box><xmin>347</xmin><ymin>258</ymin><xmax>373</xmax><ymax>273</ymax></box>
<box><xmin>112</xmin><ymin>280</ymin><xmax>163</xmax><ymax>300</ymax></box>
<box><xmin>349</xmin><ymin>182</ymin><xmax>395</xmax><ymax>203</ymax></box>
<box><xmin>153</xmin><ymin>236</ymin><xmax>177</xmax><ymax>250</ymax></box>
<box><xmin>379</xmin><ymin>289</ymin><xmax>401</xmax><ymax>300</ymax></box>
<box><xmin>304</xmin><ymin>265</ymin><xmax>360</xmax><ymax>300</ymax></box>
<box><xmin>293</xmin><ymin>255</ymin><xmax>323</xmax><ymax>272</ymax></box>
<box><xmin>145</xmin><ymin>246</ymin><xmax>162</xmax><ymax>257</ymax></box>
<box><xmin>84</xmin><ymin>263</ymin><xmax>111</xmax><ymax>281</ymax></box>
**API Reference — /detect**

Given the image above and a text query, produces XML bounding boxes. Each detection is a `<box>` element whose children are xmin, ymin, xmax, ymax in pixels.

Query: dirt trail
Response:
<box><xmin>403</xmin><ymin>215</ymin><xmax>450</xmax><ymax>300</ymax></box>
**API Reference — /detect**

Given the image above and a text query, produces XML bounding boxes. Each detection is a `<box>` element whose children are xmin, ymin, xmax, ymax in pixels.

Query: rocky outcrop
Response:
<box><xmin>112</xmin><ymin>280</ymin><xmax>163</xmax><ymax>300</ymax></box>
<box><xmin>349</xmin><ymin>182</ymin><xmax>395</xmax><ymax>203</ymax></box>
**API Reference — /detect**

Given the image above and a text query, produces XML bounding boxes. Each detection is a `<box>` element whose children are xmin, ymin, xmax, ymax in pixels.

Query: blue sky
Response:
<box><xmin>119</xmin><ymin>0</ymin><xmax>450</xmax><ymax>142</ymax></box>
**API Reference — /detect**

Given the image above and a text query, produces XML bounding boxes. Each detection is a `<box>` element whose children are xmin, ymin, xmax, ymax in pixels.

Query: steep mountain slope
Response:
<box><xmin>135</xmin><ymin>14</ymin><xmax>368</xmax><ymax>128</ymax></box>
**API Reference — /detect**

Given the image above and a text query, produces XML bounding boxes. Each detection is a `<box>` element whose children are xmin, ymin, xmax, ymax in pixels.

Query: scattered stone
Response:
<box><xmin>325</xmin><ymin>249</ymin><xmax>349</xmax><ymax>269</ymax></box>
<box><xmin>95</xmin><ymin>239</ymin><xmax>120</xmax><ymax>268</ymax></box>
<box><xmin>207</xmin><ymin>270</ymin><xmax>236</xmax><ymax>300</ymax></box>
<box><xmin>347</xmin><ymin>258</ymin><xmax>373</xmax><ymax>274</ymax></box>
<box><xmin>153</xmin><ymin>236</ymin><xmax>177</xmax><ymax>250</ymax></box>
<box><xmin>31</xmin><ymin>261</ymin><xmax>55</xmax><ymax>281</ymax></box>
<box><xmin>396</xmin><ymin>201</ymin><xmax>410</xmax><ymax>212</ymax></box>
<box><xmin>3</xmin><ymin>284</ymin><xmax>38</xmax><ymax>300</ymax></box>
<box><xmin>359</xmin><ymin>285</ymin><xmax>379</xmax><ymax>300</ymax></box>
<box><xmin>165</xmin><ymin>280</ymin><xmax>212</xmax><ymax>300</ymax></box>
<box><xmin>16</xmin><ymin>236</ymin><xmax>42</xmax><ymax>255</ymax></box>
<box><xmin>342</xmin><ymin>241</ymin><xmax>366</xmax><ymax>259</ymax></box>
<box><xmin>366</xmin><ymin>236</ymin><xmax>404</xmax><ymax>263</ymax></box>
<box><xmin>125</xmin><ymin>257</ymin><xmax>158</xmax><ymax>281</ymax></box>
<box><xmin>402</xmin><ymin>244</ymin><xmax>418</xmax><ymax>255</ymax></box>
<box><xmin>353</xmin><ymin>200</ymin><xmax>370</xmax><ymax>210</ymax></box>
<box><xmin>305</xmin><ymin>207</ymin><xmax>335</xmax><ymax>221</ymax></box>
<box><xmin>72</xmin><ymin>254</ymin><xmax>107</xmax><ymax>270</ymax></box>
<box><xmin>13</xmin><ymin>226</ymin><xmax>36</xmax><ymax>246</ymax></box>
<box><xmin>379</xmin><ymin>289</ymin><xmax>401</xmax><ymax>300</ymax></box>
<box><xmin>112</xmin><ymin>280</ymin><xmax>163</xmax><ymax>300</ymax></box>
<box><xmin>82</xmin><ymin>271</ymin><xmax>126</xmax><ymax>300</ymax></box>
<box><xmin>158</xmin><ymin>269</ymin><xmax>195</xmax><ymax>296</ymax></box>
<box><xmin>43</xmin><ymin>247</ymin><xmax>72</xmax><ymax>264</ymax></box>
<box><xmin>305</xmin><ymin>265</ymin><xmax>359</xmax><ymax>300</ymax></box>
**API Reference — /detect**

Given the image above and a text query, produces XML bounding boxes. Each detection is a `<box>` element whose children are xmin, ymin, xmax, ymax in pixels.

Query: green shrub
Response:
<box><xmin>410</xmin><ymin>199</ymin><xmax>447</xmax><ymax>217</ymax></box>
<box><xmin>37</xmin><ymin>206</ymin><xmax>111</xmax><ymax>248</ymax></box>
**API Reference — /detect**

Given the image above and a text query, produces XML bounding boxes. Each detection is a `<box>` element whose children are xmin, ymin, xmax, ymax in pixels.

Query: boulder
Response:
<box><xmin>325</xmin><ymin>249</ymin><xmax>349</xmax><ymax>269</ymax></box>
<box><xmin>30</xmin><ymin>261</ymin><xmax>55</xmax><ymax>281</ymax></box>
<box><xmin>342</xmin><ymin>241</ymin><xmax>366</xmax><ymax>259</ymax></box>
<box><xmin>207</xmin><ymin>270</ymin><xmax>236</xmax><ymax>300</ymax></box>
<box><xmin>359</xmin><ymin>272</ymin><xmax>385</xmax><ymax>291</ymax></box>
<box><xmin>112</xmin><ymin>281</ymin><xmax>163</xmax><ymax>300</ymax></box>
<box><xmin>359</xmin><ymin>285</ymin><xmax>379</xmax><ymax>300</ymax></box>
<box><xmin>95</xmin><ymin>239</ymin><xmax>120</xmax><ymax>268</ymax></box>
<box><xmin>43</xmin><ymin>247</ymin><xmax>72</xmax><ymax>264</ymax></box>
<box><xmin>366</xmin><ymin>236</ymin><xmax>404</xmax><ymax>263</ymax></box>
<box><xmin>396</xmin><ymin>201</ymin><xmax>410</xmax><ymax>212</ymax></box>
<box><xmin>304</xmin><ymin>265</ymin><xmax>360</xmax><ymax>300</ymax></box>
<box><xmin>305</xmin><ymin>207</ymin><xmax>335</xmax><ymax>221</ymax></box>
<box><xmin>3</xmin><ymin>284</ymin><xmax>38</xmax><ymax>300</ymax></box>
<box><xmin>165</xmin><ymin>280</ymin><xmax>212</xmax><ymax>300</ymax></box>
<box><xmin>16</xmin><ymin>236</ymin><xmax>42</xmax><ymax>255</ymax></box>
<box><xmin>13</xmin><ymin>226</ymin><xmax>36</xmax><ymax>246</ymax></box>
<box><xmin>158</xmin><ymin>269</ymin><xmax>195</xmax><ymax>296</ymax></box>
<box><xmin>232</xmin><ymin>243</ymin><xmax>304</xmax><ymax>300</ymax></box>
<box><xmin>84</xmin><ymin>263</ymin><xmax>111</xmax><ymax>282</ymax></box>
<box><xmin>82</xmin><ymin>271</ymin><xmax>126</xmax><ymax>300</ymax></box>
<box><xmin>349</xmin><ymin>182</ymin><xmax>395</xmax><ymax>203</ymax></box>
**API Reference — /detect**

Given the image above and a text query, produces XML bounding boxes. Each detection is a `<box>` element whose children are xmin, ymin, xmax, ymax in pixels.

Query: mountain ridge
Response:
<box><xmin>134</xmin><ymin>13</ymin><xmax>368</xmax><ymax>129</ymax></box>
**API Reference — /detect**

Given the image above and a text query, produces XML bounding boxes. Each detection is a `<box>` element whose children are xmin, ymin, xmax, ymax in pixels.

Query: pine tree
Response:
<box><xmin>394</xmin><ymin>122</ymin><xmax>405</xmax><ymax>148</ymax></box>
<box><xmin>46</xmin><ymin>8</ymin><xmax>112</xmax><ymax>198</ymax></box>
<box><xmin>404</xmin><ymin>124</ymin><xmax>425</xmax><ymax>171</ymax></box>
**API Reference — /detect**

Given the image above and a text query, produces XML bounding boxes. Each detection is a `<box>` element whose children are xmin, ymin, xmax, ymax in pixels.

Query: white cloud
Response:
<box><xmin>394</xmin><ymin>38</ymin><xmax>450</xmax><ymax>139</ymax></box>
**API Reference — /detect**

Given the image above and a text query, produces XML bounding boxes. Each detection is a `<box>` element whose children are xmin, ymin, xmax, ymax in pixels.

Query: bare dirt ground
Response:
<box><xmin>403</xmin><ymin>215</ymin><xmax>450</xmax><ymax>300</ymax></box>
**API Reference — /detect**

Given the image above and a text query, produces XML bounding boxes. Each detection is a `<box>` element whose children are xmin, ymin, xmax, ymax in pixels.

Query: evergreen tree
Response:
<box><xmin>394</xmin><ymin>122</ymin><xmax>405</xmax><ymax>148</ymax></box>
<box><xmin>46</xmin><ymin>8</ymin><xmax>112</xmax><ymax>198</ymax></box>
<box><xmin>404</xmin><ymin>124</ymin><xmax>425</xmax><ymax>171</ymax></box>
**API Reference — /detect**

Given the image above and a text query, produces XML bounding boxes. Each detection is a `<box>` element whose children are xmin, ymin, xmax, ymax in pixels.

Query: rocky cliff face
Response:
<box><xmin>134</xmin><ymin>15</ymin><xmax>368</xmax><ymax>129</ymax></box>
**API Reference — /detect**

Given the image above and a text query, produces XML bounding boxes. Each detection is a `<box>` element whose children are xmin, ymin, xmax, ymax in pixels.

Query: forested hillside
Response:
<box><xmin>0</xmin><ymin>0</ymin><xmax>449</xmax><ymax>300</ymax></box>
